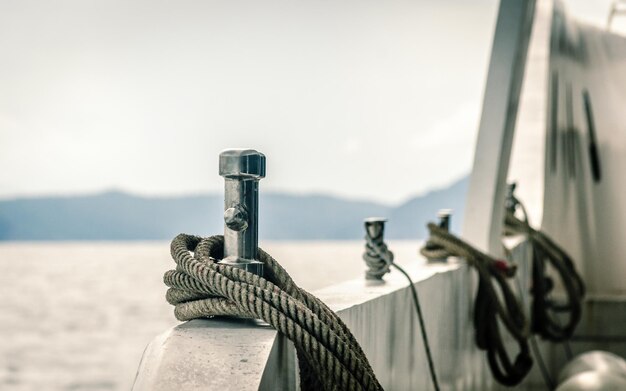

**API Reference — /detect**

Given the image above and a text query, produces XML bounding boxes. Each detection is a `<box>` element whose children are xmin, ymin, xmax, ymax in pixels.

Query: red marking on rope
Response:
<box><xmin>494</xmin><ymin>260</ymin><xmax>510</xmax><ymax>273</ymax></box>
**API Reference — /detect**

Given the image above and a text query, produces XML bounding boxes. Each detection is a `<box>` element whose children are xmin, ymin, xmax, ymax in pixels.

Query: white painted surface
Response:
<box><xmin>133</xmin><ymin>319</ymin><xmax>281</xmax><ymax>391</ymax></box>
<box><xmin>542</xmin><ymin>1</ymin><xmax>626</xmax><ymax>294</ymax></box>
<box><xmin>463</xmin><ymin>0</ymin><xmax>536</xmax><ymax>255</ymax></box>
<box><xmin>507</xmin><ymin>0</ymin><xmax>553</xmax><ymax>227</ymax></box>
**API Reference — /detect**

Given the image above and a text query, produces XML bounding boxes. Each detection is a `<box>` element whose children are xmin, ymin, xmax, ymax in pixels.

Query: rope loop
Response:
<box><xmin>504</xmin><ymin>199</ymin><xmax>585</xmax><ymax>342</ymax></box>
<box><xmin>164</xmin><ymin>234</ymin><xmax>383</xmax><ymax>391</ymax></box>
<box><xmin>421</xmin><ymin>223</ymin><xmax>533</xmax><ymax>386</ymax></box>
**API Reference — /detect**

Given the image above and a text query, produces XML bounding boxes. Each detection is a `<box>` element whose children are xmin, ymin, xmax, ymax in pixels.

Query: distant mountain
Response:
<box><xmin>0</xmin><ymin>177</ymin><xmax>468</xmax><ymax>241</ymax></box>
<box><xmin>387</xmin><ymin>177</ymin><xmax>468</xmax><ymax>239</ymax></box>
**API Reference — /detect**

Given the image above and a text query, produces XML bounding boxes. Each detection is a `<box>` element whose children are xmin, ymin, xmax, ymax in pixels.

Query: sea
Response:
<box><xmin>0</xmin><ymin>241</ymin><xmax>419</xmax><ymax>391</ymax></box>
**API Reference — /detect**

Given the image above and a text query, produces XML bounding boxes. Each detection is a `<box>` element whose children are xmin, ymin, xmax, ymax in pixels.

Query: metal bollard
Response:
<box><xmin>437</xmin><ymin>209</ymin><xmax>452</xmax><ymax>231</ymax></box>
<box><xmin>218</xmin><ymin>149</ymin><xmax>265</xmax><ymax>277</ymax></box>
<box><xmin>426</xmin><ymin>209</ymin><xmax>452</xmax><ymax>263</ymax></box>
<box><xmin>505</xmin><ymin>182</ymin><xmax>518</xmax><ymax>212</ymax></box>
<box><xmin>364</xmin><ymin>217</ymin><xmax>387</xmax><ymax>243</ymax></box>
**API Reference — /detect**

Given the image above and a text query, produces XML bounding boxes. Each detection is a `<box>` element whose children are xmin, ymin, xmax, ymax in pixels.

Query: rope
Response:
<box><xmin>363</xmin><ymin>235</ymin><xmax>441</xmax><ymax>391</ymax></box>
<box><xmin>512</xmin><ymin>271</ymin><xmax>556</xmax><ymax>389</ymax></box>
<box><xmin>363</xmin><ymin>235</ymin><xmax>391</xmax><ymax>280</ymax></box>
<box><xmin>420</xmin><ymin>223</ymin><xmax>533</xmax><ymax>387</ymax></box>
<box><xmin>504</xmin><ymin>197</ymin><xmax>585</xmax><ymax>343</ymax></box>
<box><xmin>164</xmin><ymin>234</ymin><xmax>383</xmax><ymax>391</ymax></box>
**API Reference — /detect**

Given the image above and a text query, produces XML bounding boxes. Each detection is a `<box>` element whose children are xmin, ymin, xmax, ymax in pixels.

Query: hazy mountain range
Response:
<box><xmin>0</xmin><ymin>176</ymin><xmax>468</xmax><ymax>241</ymax></box>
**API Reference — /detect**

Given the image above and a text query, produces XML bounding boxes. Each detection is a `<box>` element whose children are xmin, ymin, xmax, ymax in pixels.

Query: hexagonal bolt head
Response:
<box><xmin>364</xmin><ymin>217</ymin><xmax>387</xmax><ymax>240</ymax></box>
<box><xmin>219</xmin><ymin>149</ymin><xmax>266</xmax><ymax>179</ymax></box>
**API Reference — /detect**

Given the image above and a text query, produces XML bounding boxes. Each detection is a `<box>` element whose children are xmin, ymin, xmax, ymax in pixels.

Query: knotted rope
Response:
<box><xmin>163</xmin><ymin>234</ymin><xmax>383</xmax><ymax>391</ymax></box>
<box><xmin>363</xmin><ymin>232</ymin><xmax>392</xmax><ymax>280</ymax></box>
<box><xmin>420</xmin><ymin>223</ymin><xmax>533</xmax><ymax>386</ymax></box>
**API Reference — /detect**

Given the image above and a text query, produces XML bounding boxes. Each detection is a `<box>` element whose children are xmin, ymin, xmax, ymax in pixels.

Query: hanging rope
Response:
<box><xmin>420</xmin><ymin>223</ymin><xmax>533</xmax><ymax>386</ymax></box>
<box><xmin>504</xmin><ymin>195</ymin><xmax>585</xmax><ymax>343</ymax></box>
<box><xmin>163</xmin><ymin>234</ymin><xmax>383</xmax><ymax>391</ymax></box>
<box><xmin>363</xmin><ymin>233</ymin><xmax>441</xmax><ymax>391</ymax></box>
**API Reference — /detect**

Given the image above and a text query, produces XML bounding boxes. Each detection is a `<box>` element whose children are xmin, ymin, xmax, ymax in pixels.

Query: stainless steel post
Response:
<box><xmin>437</xmin><ymin>209</ymin><xmax>452</xmax><ymax>231</ymax></box>
<box><xmin>426</xmin><ymin>209</ymin><xmax>452</xmax><ymax>263</ymax></box>
<box><xmin>364</xmin><ymin>217</ymin><xmax>387</xmax><ymax>246</ymax></box>
<box><xmin>505</xmin><ymin>182</ymin><xmax>518</xmax><ymax>213</ymax></box>
<box><xmin>218</xmin><ymin>149</ymin><xmax>265</xmax><ymax>276</ymax></box>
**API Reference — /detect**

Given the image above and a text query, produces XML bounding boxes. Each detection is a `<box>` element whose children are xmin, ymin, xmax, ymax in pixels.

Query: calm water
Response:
<box><xmin>0</xmin><ymin>241</ymin><xmax>419</xmax><ymax>391</ymax></box>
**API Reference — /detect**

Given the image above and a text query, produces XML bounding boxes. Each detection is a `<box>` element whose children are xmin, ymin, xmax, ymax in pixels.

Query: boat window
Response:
<box><xmin>583</xmin><ymin>90</ymin><xmax>601</xmax><ymax>182</ymax></box>
<box><xmin>565</xmin><ymin>82</ymin><xmax>576</xmax><ymax>178</ymax></box>
<box><xmin>550</xmin><ymin>72</ymin><xmax>559</xmax><ymax>173</ymax></box>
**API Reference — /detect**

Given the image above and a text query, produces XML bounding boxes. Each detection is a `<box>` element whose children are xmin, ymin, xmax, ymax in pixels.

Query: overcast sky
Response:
<box><xmin>0</xmin><ymin>0</ymin><xmax>618</xmax><ymax>204</ymax></box>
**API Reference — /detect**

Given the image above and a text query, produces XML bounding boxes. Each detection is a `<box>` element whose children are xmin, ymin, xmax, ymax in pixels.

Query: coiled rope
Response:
<box><xmin>363</xmin><ymin>234</ymin><xmax>440</xmax><ymax>391</ymax></box>
<box><xmin>504</xmin><ymin>196</ymin><xmax>585</xmax><ymax>344</ymax></box>
<box><xmin>163</xmin><ymin>234</ymin><xmax>383</xmax><ymax>391</ymax></box>
<box><xmin>420</xmin><ymin>223</ymin><xmax>533</xmax><ymax>387</ymax></box>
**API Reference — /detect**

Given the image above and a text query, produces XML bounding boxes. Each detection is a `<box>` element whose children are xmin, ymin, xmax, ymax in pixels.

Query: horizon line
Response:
<box><xmin>0</xmin><ymin>174</ymin><xmax>469</xmax><ymax>207</ymax></box>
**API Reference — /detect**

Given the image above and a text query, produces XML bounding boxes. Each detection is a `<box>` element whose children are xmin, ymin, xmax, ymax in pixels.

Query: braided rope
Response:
<box><xmin>363</xmin><ymin>232</ymin><xmax>392</xmax><ymax>280</ymax></box>
<box><xmin>420</xmin><ymin>223</ymin><xmax>533</xmax><ymax>386</ymax></box>
<box><xmin>163</xmin><ymin>234</ymin><xmax>383</xmax><ymax>391</ymax></box>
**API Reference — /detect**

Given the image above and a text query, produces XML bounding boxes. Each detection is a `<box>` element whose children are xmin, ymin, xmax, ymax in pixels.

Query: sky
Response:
<box><xmin>0</xmin><ymin>0</ymin><xmax>619</xmax><ymax>204</ymax></box>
